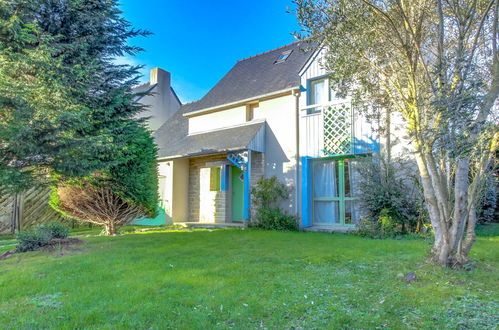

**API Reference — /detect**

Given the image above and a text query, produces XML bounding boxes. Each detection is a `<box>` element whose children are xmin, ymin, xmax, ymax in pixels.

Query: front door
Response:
<box><xmin>231</xmin><ymin>166</ymin><xmax>244</xmax><ymax>222</ymax></box>
<box><xmin>199</xmin><ymin>167</ymin><xmax>217</xmax><ymax>223</ymax></box>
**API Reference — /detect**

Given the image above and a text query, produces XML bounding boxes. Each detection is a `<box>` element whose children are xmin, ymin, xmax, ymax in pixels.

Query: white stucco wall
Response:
<box><xmin>158</xmin><ymin>161</ymin><xmax>173</xmax><ymax>223</ymax></box>
<box><xmin>184</xmin><ymin>93</ymin><xmax>300</xmax><ymax>215</ymax></box>
<box><xmin>188</xmin><ymin>105</ymin><xmax>247</xmax><ymax>134</ymax></box>
<box><xmin>157</xmin><ymin>159</ymin><xmax>189</xmax><ymax>223</ymax></box>
<box><xmin>134</xmin><ymin>68</ymin><xmax>182</xmax><ymax>132</ymax></box>
<box><xmin>172</xmin><ymin>158</ymin><xmax>189</xmax><ymax>222</ymax></box>
<box><xmin>254</xmin><ymin>94</ymin><xmax>299</xmax><ymax>214</ymax></box>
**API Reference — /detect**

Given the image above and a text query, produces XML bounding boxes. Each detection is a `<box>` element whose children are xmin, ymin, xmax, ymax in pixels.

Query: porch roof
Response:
<box><xmin>157</xmin><ymin>121</ymin><xmax>265</xmax><ymax>160</ymax></box>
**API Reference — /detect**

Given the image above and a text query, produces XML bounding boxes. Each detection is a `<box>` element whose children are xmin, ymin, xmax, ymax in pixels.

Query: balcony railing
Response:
<box><xmin>301</xmin><ymin>101</ymin><xmax>354</xmax><ymax>157</ymax></box>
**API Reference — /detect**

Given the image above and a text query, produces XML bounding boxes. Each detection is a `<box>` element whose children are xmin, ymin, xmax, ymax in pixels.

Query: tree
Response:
<box><xmin>51</xmin><ymin>124</ymin><xmax>159</xmax><ymax>235</ymax></box>
<box><xmin>0</xmin><ymin>0</ymin><xmax>149</xmax><ymax>193</ymax></box>
<box><xmin>295</xmin><ymin>0</ymin><xmax>498</xmax><ymax>267</ymax></box>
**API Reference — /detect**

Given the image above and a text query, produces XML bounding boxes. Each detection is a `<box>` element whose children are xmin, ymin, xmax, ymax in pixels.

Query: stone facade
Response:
<box><xmin>188</xmin><ymin>154</ymin><xmax>229</xmax><ymax>222</ymax></box>
<box><xmin>187</xmin><ymin>152</ymin><xmax>265</xmax><ymax>223</ymax></box>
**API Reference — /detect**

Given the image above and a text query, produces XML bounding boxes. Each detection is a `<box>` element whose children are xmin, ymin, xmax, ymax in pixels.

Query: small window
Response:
<box><xmin>209</xmin><ymin>167</ymin><xmax>221</xmax><ymax>191</ymax></box>
<box><xmin>275</xmin><ymin>50</ymin><xmax>292</xmax><ymax>63</ymax></box>
<box><xmin>307</xmin><ymin>78</ymin><xmax>327</xmax><ymax>114</ymax></box>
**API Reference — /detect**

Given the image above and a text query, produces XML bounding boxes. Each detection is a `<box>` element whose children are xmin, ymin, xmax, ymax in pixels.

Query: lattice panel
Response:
<box><xmin>323</xmin><ymin>104</ymin><xmax>353</xmax><ymax>156</ymax></box>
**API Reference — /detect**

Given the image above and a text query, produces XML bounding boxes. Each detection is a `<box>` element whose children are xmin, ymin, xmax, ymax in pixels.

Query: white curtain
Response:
<box><xmin>311</xmin><ymin>79</ymin><xmax>326</xmax><ymax>105</ymax></box>
<box><xmin>346</xmin><ymin>160</ymin><xmax>363</xmax><ymax>224</ymax></box>
<box><xmin>313</xmin><ymin>161</ymin><xmax>337</xmax><ymax>198</ymax></box>
<box><xmin>313</xmin><ymin>161</ymin><xmax>339</xmax><ymax>224</ymax></box>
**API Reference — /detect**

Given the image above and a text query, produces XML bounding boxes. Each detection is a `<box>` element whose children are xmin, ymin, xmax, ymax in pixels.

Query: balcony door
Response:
<box><xmin>312</xmin><ymin>158</ymin><xmax>362</xmax><ymax>225</ymax></box>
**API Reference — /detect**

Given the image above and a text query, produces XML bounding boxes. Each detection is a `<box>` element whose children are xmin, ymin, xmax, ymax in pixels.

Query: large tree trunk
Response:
<box><xmin>414</xmin><ymin>149</ymin><xmax>475</xmax><ymax>268</ymax></box>
<box><xmin>104</xmin><ymin>220</ymin><xmax>117</xmax><ymax>236</ymax></box>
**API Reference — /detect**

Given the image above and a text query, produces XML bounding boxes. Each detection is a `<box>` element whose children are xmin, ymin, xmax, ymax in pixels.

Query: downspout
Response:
<box><xmin>294</xmin><ymin>90</ymin><xmax>301</xmax><ymax>216</ymax></box>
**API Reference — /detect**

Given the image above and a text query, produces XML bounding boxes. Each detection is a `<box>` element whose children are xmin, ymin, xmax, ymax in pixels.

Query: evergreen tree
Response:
<box><xmin>0</xmin><ymin>0</ymin><xmax>151</xmax><ymax>193</ymax></box>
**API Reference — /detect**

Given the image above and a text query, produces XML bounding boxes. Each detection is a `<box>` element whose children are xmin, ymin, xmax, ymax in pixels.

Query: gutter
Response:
<box><xmin>294</xmin><ymin>90</ymin><xmax>301</xmax><ymax>217</ymax></box>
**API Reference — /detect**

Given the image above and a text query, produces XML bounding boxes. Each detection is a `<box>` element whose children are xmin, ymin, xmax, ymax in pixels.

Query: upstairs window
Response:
<box><xmin>275</xmin><ymin>50</ymin><xmax>292</xmax><ymax>63</ymax></box>
<box><xmin>307</xmin><ymin>77</ymin><xmax>337</xmax><ymax>115</ymax></box>
<box><xmin>307</xmin><ymin>78</ymin><xmax>327</xmax><ymax>114</ymax></box>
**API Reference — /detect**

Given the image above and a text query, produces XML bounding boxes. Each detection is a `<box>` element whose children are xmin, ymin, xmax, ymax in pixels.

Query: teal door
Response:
<box><xmin>231</xmin><ymin>166</ymin><xmax>244</xmax><ymax>221</ymax></box>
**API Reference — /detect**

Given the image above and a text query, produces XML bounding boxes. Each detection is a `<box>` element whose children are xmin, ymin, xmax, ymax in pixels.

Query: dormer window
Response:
<box><xmin>275</xmin><ymin>50</ymin><xmax>292</xmax><ymax>63</ymax></box>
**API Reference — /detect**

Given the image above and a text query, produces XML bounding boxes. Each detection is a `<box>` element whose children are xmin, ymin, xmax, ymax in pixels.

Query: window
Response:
<box><xmin>307</xmin><ymin>78</ymin><xmax>327</xmax><ymax>114</ymax></box>
<box><xmin>312</xmin><ymin>158</ymin><xmax>362</xmax><ymax>225</ymax></box>
<box><xmin>275</xmin><ymin>50</ymin><xmax>292</xmax><ymax>63</ymax></box>
<box><xmin>209</xmin><ymin>167</ymin><xmax>221</xmax><ymax>191</ymax></box>
<box><xmin>307</xmin><ymin>78</ymin><xmax>339</xmax><ymax>115</ymax></box>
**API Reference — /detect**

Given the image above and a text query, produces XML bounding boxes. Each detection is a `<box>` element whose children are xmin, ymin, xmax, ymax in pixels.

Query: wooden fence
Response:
<box><xmin>0</xmin><ymin>187</ymin><xmax>63</xmax><ymax>234</ymax></box>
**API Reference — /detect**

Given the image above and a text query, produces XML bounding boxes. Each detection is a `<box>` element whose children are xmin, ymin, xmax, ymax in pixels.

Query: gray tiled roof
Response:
<box><xmin>155</xmin><ymin>119</ymin><xmax>265</xmax><ymax>160</ymax></box>
<box><xmin>185</xmin><ymin>40</ymin><xmax>316</xmax><ymax>113</ymax></box>
<box><xmin>153</xmin><ymin>40</ymin><xmax>317</xmax><ymax>159</ymax></box>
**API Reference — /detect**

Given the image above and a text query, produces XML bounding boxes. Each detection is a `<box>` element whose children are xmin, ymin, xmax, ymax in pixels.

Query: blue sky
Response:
<box><xmin>118</xmin><ymin>0</ymin><xmax>301</xmax><ymax>103</ymax></box>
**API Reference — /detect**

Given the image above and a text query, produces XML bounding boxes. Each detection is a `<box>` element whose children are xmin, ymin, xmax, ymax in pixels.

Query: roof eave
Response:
<box><xmin>183</xmin><ymin>87</ymin><xmax>300</xmax><ymax>118</ymax></box>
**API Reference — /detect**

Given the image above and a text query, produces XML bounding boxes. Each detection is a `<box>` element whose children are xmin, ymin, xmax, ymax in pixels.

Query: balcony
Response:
<box><xmin>300</xmin><ymin>101</ymin><xmax>378</xmax><ymax>158</ymax></box>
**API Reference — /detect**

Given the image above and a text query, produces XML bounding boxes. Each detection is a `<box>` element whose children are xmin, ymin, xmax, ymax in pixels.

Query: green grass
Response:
<box><xmin>0</xmin><ymin>227</ymin><xmax>498</xmax><ymax>328</ymax></box>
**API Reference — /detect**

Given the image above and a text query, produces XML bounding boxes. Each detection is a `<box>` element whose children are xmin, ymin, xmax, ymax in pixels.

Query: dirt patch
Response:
<box><xmin>0</xmin><ymin>250</ymin><xmax>15</xmax><ymax>261</ymax></box>
<box><xmin>0</xmin><ymin>238</ymin><xmax>86</xmax><ymax>260</ymax></box>
<box><xmin>39</xmin><ymin>238</ymin><xmax>85</xmax><ymax>253</ymax></box>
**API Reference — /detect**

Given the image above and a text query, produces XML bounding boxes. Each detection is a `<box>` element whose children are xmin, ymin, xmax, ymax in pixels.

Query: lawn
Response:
<box><xmin>0</xmin><ymin>226</ymin><xmax>498</xmax><ymax>329</ymax></box>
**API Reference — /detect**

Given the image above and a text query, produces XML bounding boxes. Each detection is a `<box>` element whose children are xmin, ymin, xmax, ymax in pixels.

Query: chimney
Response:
<box><xmin>150</xmin><ymin>67</ymin><xmax>171</xmax><ymax>89</ymax></box>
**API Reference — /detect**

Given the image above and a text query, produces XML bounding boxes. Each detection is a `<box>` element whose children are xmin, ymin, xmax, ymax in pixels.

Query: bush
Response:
<box><xmin>50</xmin><ymin>124</ymin><xmax>159</xmax><ymax>236</ymax></box>
<box><xmin>253</xmin><ymin>208</ymin><xmax>299</xmax><ymax>231</ymax></box>
<box><xmin>356</xmin><ymin>209</ymin><xmax>401</xmax><ymax>239</ymax></box>
<box><xmin>250</xmin><ymin>177</ymin><xmax>299</xmax><ymax>231</ymax></box>
<box><xmin>356</xmin><ymin>217</ymin><xmax>381</xmax><ymax>238</ymax></box>
<box><xmin>477</xmin><ymin>174</ymin><xmax>497</xmax><ymax>224</ymax></box>
<box><xmin>355</xmin><ymin>154</ymin><xmax>424</xmax><ymax>234</ymax></box>
<box><xmin>38</xmin><ymin>222</ymin><xmax>69</xmax><ymax>239</ymax></box>
<box><xmin>16</xmin><ymin>222</ymin><xmax>70</xmax><ymax>252</ymax></box>
<box><xmin>16</xmin><ymin>230</ymin><xmax>52</xmax><ymax>252</ymax></box>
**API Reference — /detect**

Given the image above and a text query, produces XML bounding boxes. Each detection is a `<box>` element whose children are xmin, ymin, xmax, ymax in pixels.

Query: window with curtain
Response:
<box><xmin>312</xmin><ymin>158</ymin><xmax>363</xmax><ymax>225</ymax></box>
<box><xmin>313</xmin><ymin>160</ymin><xmax>339</xmax><ymax>224</ymax></box>
<box><xmin>308</xmin><ymin>78</ymin><xmax>326</xmax><ymax>115</ymax></box>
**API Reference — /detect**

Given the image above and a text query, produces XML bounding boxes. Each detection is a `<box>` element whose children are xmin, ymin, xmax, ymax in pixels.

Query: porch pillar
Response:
<box><xmin>243</xmin><ymin>150</ymin><xmax>252</xmax><ymax>222</ymax></box>
<box><xmin>301</xmin><ymin>156</ymin><xmax>312</xmax><ymax>228</ymax></box>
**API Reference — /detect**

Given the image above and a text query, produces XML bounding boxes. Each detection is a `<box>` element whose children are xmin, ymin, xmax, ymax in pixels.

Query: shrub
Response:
<box><xmin>356</xmin><ymin>209</ymin><xmax>401</xmax><ymax>239</ymax></box>
<box><xmin>355</xmin><ymin>154</ymin><xmax>424</xmax><ymax>234</ymax></box>
<box><xmin>38</xmin><ymin>222</ymin><xmax>69</xmax><ymax>239</ymax></box>
<box><xmin>477</xmin><ymin>174</ymin><xmax>497</xmax><ymax>224</ymax></box>
<box><xmin>253</xmin><ymin>208</ymin><xmax>299</xmax><ymax>231</ymax></box>
<box><xmin>16</xmin><ymin>222</ymin><xmax>70</xmax><ymax>252</ymax></box>
<box><xmin>356</xmin><ymin>217</ymin><xmax>381</xmax><ymax>238</ymax></box>
<box><xmin>250</xmin><ymin>177</ymin><xmax>299</xmax><ymax>231</ymax></box>
<box><xmin>16</xmin><ymin>230</ymin><xmax>52</xmax><ymax>252</ymax></box>
<box><xmin>50</xmin><ymin>124</ymin><xmax>159</xmax><ymax>235</ymax></box>
<box><xmin>379</xmin><ymin>208</ymin><xmax>397</xmax><ymax>236</ymax></box>
<box><xmin>54</xmin><ymin>185</ymin><xmax>145</xmax><ymax>236</ymax></box>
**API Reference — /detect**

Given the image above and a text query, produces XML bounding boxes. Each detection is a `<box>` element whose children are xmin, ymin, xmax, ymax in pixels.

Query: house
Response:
<box><xmin>144</xmin><ymin>40</ymin><xmax>385</xmax><ymax>230</ymax></box>
<box><xmin>133</xmin><ymin>68</ymin><xmax>182</xmax><ymax>131</ymax></box>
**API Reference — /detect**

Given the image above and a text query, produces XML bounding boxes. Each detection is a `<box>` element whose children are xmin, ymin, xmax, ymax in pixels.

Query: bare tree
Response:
<box><xmin>296</xmin><ymin>0</ymin><xmax>498</xmax><ymax>267</ymax></box>
<box><xmin>56</xmin><ymin>186</ymin><xmax>145</xmax><ymax>235</ymax></box>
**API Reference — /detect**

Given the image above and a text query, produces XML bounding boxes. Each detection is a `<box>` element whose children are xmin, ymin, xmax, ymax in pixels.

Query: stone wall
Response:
<box><xmin>188</xmin><ymin>154</ymin><xmax>229</xmax><ymax>222</ymax></box>
<box><xmin>187</xmin><ymin>152</ymin><xmax>265</xmax><ymax>223</ymax></box>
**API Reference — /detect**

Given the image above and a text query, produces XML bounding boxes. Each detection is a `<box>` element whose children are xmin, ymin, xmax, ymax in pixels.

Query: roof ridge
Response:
<box><xmin>237</xmin><ymin>39</ymin><xmax>303</xmax><ymax>63</ymax></box>
<box><xmin>132</xmin><ymin>81</ymin><xmax>154</xmax><ymax>89</ymax></box>
<box><xmin>183</xmin><ymin>100</ymin><xmax>200</xmax><ymax>105</ymax></box>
